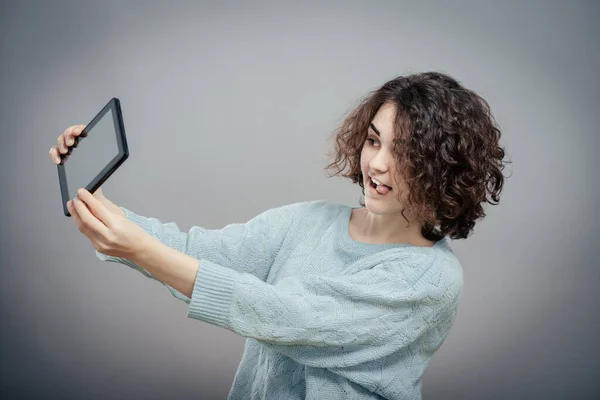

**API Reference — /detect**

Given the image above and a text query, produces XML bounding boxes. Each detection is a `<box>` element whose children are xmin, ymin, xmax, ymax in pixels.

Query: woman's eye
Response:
<box><xmin>366</xmin><ymin>137</ymin><xmax>378</xmax><ymax>146</ymax></box>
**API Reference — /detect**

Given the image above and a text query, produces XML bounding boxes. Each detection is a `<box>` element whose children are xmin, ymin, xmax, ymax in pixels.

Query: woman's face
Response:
<box><xmin>360</xmin><ymin>102</ymin><xmax>405</xmax><ymax>210</ymax></box>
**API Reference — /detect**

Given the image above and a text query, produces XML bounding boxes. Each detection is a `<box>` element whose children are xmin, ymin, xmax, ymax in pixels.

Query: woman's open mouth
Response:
<box><xmin>368</xmin><ymin>177</ymin><xmax>392</xmax><ymax>196</ymax></box>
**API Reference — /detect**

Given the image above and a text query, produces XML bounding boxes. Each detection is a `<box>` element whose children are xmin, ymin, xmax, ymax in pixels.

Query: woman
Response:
<box><xmin>49</xmin><ymin>71</ymin><xmax>508</xmax><ymax>400</ymax></box>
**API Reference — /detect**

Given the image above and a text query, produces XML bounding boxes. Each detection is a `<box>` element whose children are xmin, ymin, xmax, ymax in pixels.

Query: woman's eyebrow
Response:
<box><xmin>369</xmin><ymin>123</ymin><xmax>380</xmax><ymax>137</ymax></box>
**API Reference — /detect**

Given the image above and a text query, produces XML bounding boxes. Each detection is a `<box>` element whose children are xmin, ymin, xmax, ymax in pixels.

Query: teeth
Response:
<box><xmin>370</xmin><ymin>177</ymin><xmax>392</xmax><ymax>190</ymax></box>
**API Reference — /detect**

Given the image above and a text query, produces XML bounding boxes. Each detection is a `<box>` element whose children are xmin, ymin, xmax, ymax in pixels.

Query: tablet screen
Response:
<box><xmin>58</xmin><ymin>98</ymin><xmax>128</xmax><ymax>216</ymax></box>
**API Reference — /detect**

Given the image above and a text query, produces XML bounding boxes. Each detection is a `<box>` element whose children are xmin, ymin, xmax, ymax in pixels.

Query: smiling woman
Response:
<box><xmin>325</xmin><ymin>71</ymin><xmax>509</xmax><ymax>246</ymax></box>
<box><xmin>52</xmin><ymin>70</ymin><xmax>509</xmax><ymax>400</ymax></box>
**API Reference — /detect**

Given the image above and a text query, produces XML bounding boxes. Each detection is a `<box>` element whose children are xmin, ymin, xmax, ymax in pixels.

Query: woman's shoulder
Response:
<box><xmin>275</xmin><ymin>199</ymin><xmax>347</xmax><ymax>220</ymax></box>
<box><xmin>371</xmin><ymin>239</ymin><xmax>463</xmax><ymax>289</ymax></box>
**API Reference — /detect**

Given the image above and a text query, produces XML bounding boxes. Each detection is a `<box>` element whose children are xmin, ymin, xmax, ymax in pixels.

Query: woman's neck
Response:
<box><xmin>351</xmin><ymin>207</ymin><xmax>436</xmax><ymax>247</ymax></box>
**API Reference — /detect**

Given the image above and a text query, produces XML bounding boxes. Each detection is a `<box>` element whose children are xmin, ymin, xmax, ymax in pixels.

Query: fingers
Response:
<box><xmin>69</xmin><ymin>194</ymin><xmax>110</xmax><ymax>240</ymax></box>
<box><xmin>49</xmin><ymin>125</ymin><xmax>86</xmax><ymax>164</ymax></box>
<box><xmin>65</xmin><ymin>125</ymin><xmax>86</xmax><ymax>142</ymax></box>
<box><xmin>67</xmin><ymin>197</ymin><xmax>83</xmax><ymax>229</ymax></box>
<box><xmin>75</xmin><ymin>189</ymin><xmax>114</xmax><ymax>230</ymax></box>
<box><xmin>49</xmin><ymin>147</ymin><xmax>61</xmax><ymax>164</ymax></box>
<box><xmin>59</xmin><ymin>125</ymin><xmax>83</xmax><ymax>151</ymax></box>
<box><xmin>57</xmin><ymin>135</ymin><xmax>68</xmax><ymax>153</ymax></box>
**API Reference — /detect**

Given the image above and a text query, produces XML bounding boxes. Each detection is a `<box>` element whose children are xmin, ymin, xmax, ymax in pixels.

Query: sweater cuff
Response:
<box><xmin>187</xmin><ymin>259</ymin><xmax>237</xmax><ymax>329</ymax></box>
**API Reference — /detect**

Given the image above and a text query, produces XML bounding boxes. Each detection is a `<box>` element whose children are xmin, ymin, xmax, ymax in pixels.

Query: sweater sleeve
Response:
<box><xmin>95</xmin><ymin>202</ymin><xmax>305</xmax><ymax>303</ymax></box>
<box><xmin>186</xmin><ymin>251</ymin><xmax>463</xmax><ymax>369</ymax></box>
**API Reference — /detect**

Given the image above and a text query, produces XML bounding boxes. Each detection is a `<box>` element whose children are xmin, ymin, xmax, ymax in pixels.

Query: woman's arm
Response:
<box><xmin>129</xmin><ymin>235</ymin><xmax>199</xmax><ymax>300</ymax></box>
<box><xmin>174</xmin><ymin>249</ymin><xmax>462</xmax><ymax>369</ymax></box>
<box><xmin>96</xmin><ymin>201</ymin><xmax>308</xmax><ymax>302</ymax></box>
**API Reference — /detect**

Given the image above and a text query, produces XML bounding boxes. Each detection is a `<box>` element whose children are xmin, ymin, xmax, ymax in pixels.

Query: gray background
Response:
<box><xmin>2</xmin><ymin>0</ymin><xmax>598</xmax><ymax>399</ymax></box>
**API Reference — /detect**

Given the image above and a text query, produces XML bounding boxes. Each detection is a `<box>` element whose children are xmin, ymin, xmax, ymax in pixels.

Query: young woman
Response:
<box><xmin>49</xmin><ymin>71</ymin><xmax>508</xmax><ymax>400</ymax></box>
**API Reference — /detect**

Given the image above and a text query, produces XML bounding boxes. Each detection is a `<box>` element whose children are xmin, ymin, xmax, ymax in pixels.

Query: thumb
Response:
<box><xmin>77</xmin><ymin>188</ymin><xmax>115</xmax><ymax>227</ymax></box>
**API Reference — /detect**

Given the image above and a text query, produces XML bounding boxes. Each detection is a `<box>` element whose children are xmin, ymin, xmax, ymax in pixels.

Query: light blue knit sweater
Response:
<box><xmin>96</xmin><ymin>199</ymin><xmax>463</xmax><ymax>399</ymax></box>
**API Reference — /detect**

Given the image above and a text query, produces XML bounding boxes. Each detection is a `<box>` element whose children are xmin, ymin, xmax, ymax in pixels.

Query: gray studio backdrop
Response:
<box><xmin>2</xmin><ymin>0</ymin><xmax>598</xmax><ymax>399</ymax></box>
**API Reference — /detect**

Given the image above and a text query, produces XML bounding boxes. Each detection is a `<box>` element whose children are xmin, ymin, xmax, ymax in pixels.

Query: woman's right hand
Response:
<box><xmin>50</xmin><ymin>125</ymin><xmax>125</xmax><ymax>218</ymax></box>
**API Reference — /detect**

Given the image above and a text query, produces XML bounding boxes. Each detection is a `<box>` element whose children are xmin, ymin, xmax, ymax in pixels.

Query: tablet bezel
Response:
<box><xmin>58</xmin><ymin>97</ymin><xmax>129</xmax><ymax>217</ymax></box>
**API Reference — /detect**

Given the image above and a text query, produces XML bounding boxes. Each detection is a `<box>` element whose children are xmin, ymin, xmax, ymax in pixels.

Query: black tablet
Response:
<box><xmin>58</xmin><ymin>97</ymin><xmax>129</xmax><ymax>217</ymax></box>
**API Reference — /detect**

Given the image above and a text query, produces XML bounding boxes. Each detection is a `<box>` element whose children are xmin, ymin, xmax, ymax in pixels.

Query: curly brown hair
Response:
<box><xmin>324</xmin><ymin>71</ymin><xmax>511</xmax><ymax>241</ymax></box>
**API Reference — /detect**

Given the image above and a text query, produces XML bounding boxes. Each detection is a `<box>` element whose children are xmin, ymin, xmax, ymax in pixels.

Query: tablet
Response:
<box><xmin>58</xmin><ymin>97</ymin><xmax>129</xmax><ymax>217</ymax></box>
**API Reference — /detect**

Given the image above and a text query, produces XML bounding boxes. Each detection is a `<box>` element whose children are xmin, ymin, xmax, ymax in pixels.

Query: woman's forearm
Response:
<box><xmin>130</xmin><ymin>236</ymin><xmax>200</xmax><ymax>299</ymax></box>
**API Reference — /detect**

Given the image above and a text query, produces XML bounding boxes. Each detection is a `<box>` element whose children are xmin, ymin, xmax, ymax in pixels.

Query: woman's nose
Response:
<box><xmin>369</xmin><ymin>152</ymin><xmax>391</xmax><ymax>172</ymax></box>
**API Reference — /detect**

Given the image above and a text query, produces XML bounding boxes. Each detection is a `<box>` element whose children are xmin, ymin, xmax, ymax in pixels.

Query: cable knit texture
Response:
<box><xmin>96</xmin><ymin>199</ymin><xmax>463</xmax><ymax>400</ymax></box>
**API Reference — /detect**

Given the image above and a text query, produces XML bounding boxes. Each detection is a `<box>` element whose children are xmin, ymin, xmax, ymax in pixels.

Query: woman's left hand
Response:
<box><xmin>67</xmin><ymin>188</ymin><xmax>152</xmax><ymax>259</ymax></box>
